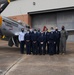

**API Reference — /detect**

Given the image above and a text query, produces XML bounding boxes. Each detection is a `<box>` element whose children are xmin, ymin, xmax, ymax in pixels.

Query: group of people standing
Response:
<box><xmin>18</xmin><ymin>26</ymin><xmax>68</xmax><ymax>55</ymax></box>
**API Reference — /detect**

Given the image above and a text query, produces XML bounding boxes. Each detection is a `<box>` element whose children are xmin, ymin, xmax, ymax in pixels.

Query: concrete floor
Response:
<box><xmin>0</xmin><ymin>40</ymin><xmax>74</xmax><ymax>75</ymax></box>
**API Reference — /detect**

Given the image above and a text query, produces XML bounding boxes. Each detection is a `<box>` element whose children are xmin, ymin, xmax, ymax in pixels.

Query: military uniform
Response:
<box><xmin>31</xmin><ymin>32</ymin><xmax>38</xmax><ymax>55</ymax></box>
<box><xmin>54</xmin><ymin>30</ymin><xmax>61</xmax><ymax>54</ymax></box>
<box><xmin>25</xmin><ymin>32</ymin><xmax>31</xmax><ymax>54</ymax></box>
<box><xmin>43</xmin><ymin>32</ymin><xmax>47</xmax><ymax>54</ymax></box>
<box><xmin>46</xmin><ymin>31</ymin><xmax>50</xmax><ymax>54</ymax></box>
<box><xmin>37</xmin><ymin>31</ymin><xmax>41</xmax><ymax>54</ymax></box>
<box><xmin>38</xmin><ymin>32</ymin><xmax>46</xmax><ymax>55</ymax></box>
<box><xmin>29</xmin><ymin>31</ymin><xmax>34</xmax><ymax>53</ymax></box>
<box><xmin>48</xmin><ymin>31</ymin><xmax>55</xmax><ymax>55</ymax></box>
<box><xmin>60</xmin><ymin>30</ymin><xmax>68</xmax><ymax>54</ymax></box>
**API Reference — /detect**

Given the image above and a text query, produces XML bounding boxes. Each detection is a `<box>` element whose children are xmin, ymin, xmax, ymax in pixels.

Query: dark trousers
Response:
<box><xmin>37</xmin><ymin>41</ymin><xmax>40</xmax><ymax>54</ymax></box>
<box><xmin>20</xmin><ymin>41</ymin><xmax>25</xmax><ymax>54</ymax></box>
<box><xmin>55</xmin><ymin>41</ymin><xmax>60</xmax><ymax>54</ymax></box>
<box><xmin>32</xmin><ymin>42</ymin><xmax>38</xmax><ymax>54</ymax></box>
<box><xmin>39</xmin><ymin>43</ymin><xmax>46</xmax><ymax>55</ymax></box>
<box><xmin>26</xmin><ymin>42</ymin><xmax>31</xmax><ymax>54</ymax></box>
<box><xmin>44</xmin><ymin>43</ymin><xmax>46</xmax><ymax>54</ymax></box>
<box><xmin>30</xmin><ymin>41</ymin><xmax>33</xmax><ymax>53</ymax></box>
<box><xmin>48</xmin><ymin>42</ymin><xmax>55</xmax><ymax>55</ymax></box>
<box><xmin>47</xmin><ymin>43</ymin><xmax>49</xmax><ymax>54</ymax></box>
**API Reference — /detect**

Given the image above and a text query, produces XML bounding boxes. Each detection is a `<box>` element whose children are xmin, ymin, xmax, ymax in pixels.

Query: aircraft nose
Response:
<box><xmin>0</xmin><ymin>16</ymin><xmax>2</xmax><ymax>27</ymax></box>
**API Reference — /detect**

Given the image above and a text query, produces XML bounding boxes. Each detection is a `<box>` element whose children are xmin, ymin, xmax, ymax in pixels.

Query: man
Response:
<box><xmin>29</xmin><ymin>28</ymin><xmax>34</xmax><ymax>53</ymax></box>
<box><xmin>48</xmin><ymin>27</ymin><xmax>55</xmax><ymax>55</ymax></box>
<box><xmin>37</xmin><ymin>28</ymin><xmax>41</xmax><ymax>54</ymax></box>
<box><xmin>44</xmin><ymin>28</ymin><xmax>48</xmax><ymax>54</ymax></box>
<box><xmin>38</xmin><ymin>31</ymin><xmax>46</xmax><ymax>55</ymax></box>
<box><xmin>31</xmin><ymin>29</ymin><xmax>38</xmax><ymax>55</ymax></box>
<box><xmin>25</xmin><ymin>30</ymin><xmax>31</xmax><ymax>54</ymax></box>
<box><xmin>54</xmin><ymin>27</ymin><xmax>61</xmax><ymax>54</ymax></box>
<box><xmin>18</xmin><ymin>28</ymin><xmax>26</xmax><ymax>54</ymax></box>
<box><xmin>37</xmin><ymin>28</ymin><xmax>41</xmax><ymax>37</ymax></box>
<box><xmin>60</xmin><ymin>26</ymin><xmax>68</xmax><ymax>54</ymax></box>
<box><xmin>46</xmin><ymin>30</ymin><xmax>50</xmax><ymax>54</ymax></box>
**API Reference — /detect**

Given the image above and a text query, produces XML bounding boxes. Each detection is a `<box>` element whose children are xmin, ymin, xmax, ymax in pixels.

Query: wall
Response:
<box><xmin>9</xmin><ymin>14</ymin><xmax>31</xmax><ymax>26</ymax></box>
<box><xmin>1</xmin><ymin>0</ymin><xmax>74</xmax><ymax>16</ymax></box>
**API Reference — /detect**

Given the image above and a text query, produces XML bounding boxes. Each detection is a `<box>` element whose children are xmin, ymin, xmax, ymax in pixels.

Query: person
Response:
<box><xmin>37</xmin><ymin>28</ymin><xmax>41</xmax><ymax>54</ymax></box>
<box><xmin>18</xmin><ymin>28</ymin><xmax>26</xmax><ymax>54</ymax></box>
<box><xmin>37</xmin><ymin>28</ymin><xmax>41</xmax><ymax>36</ymax></box>
<box><xmin>44</xmin><ymin>28</ymin><xmax>48</xmax><ymax>54</ymax></box>
<box><xmin>48</xmin><ymin>27</ymin><xmax>55</xmax><ymax>55</ymax></box>
<box><xmin>60</xmin><ymin>26</ymin><xmax>68</xmax><ymax>54</ymax></box>
<box><xmin>46</xmin><ymin>29</ymin><xmax>50</xmax><ymax>54</ymax></box>
<box><xmin>25</xmin><ymin>30</ymin><xmax>31</xmax><ymax>54</ymax></box>
<box><xmin>38</xmin><ymin>31</ymin><xmax>46</xmax><ymax>55</ymax></box>
<box><xmin>29</xmin><ymin>28</ymin><xmax>34</xmax><ymax>53</ymax></box>
<box><xmin>31</xmin><ymin>29</ymin><xmax>38</xmax><ymax>55</ymax></box>
<box><xmin>54</xmin><ymin>27</ymin><xmax>61</xmax><ymax>54</ymax></box>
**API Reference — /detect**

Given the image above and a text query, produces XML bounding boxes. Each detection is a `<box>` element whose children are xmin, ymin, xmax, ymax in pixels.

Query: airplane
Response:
<box><xmin>0</xmin><ymin>16</ymin><xmax>29</xmax><ymax>47</ymax></box>
<box><xmin>0</xmin><ymin>0</ymin><xmax>29</xmax><ymax>47</ymax></box>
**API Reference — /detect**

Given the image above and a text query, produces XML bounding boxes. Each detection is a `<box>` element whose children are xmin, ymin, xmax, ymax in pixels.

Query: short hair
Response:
<box><xmin>34</xmin><ymin>29</ymin><xmax>36</xmax><ymax>31</ymax></box>
<box><xmin>21</xmin><ymin>28</ymin><xmax>24</xmax><ymax>31</ymax></box>
<box><xmin>62</xmin><ymin>26</ymin><xmax>65</xmax><ymax>28</ymax></box>
<box><xmin>50</xmin><ymin>27</ymin><xmax>54</xmax><ymax>30</ymax></box>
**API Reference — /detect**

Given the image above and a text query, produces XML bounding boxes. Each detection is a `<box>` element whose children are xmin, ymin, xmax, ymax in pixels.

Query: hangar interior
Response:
<box><xmin>29</xmin><ymin>9</ymin><xmax>74</xmax><ymax>42</ymax></box>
